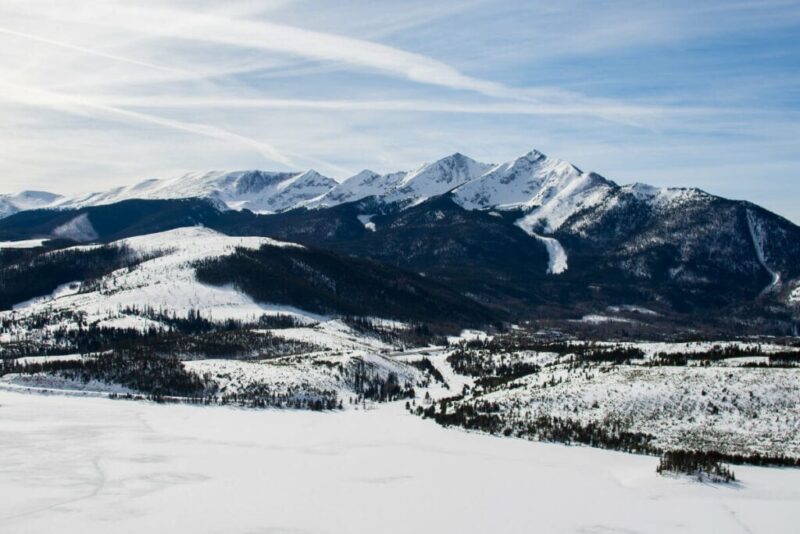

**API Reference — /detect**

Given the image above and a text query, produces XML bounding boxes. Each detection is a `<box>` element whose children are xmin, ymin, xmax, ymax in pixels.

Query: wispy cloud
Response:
<box><xmin>0</xmin><ymin>0</ymin><xmax>798</xmax><ymax>222</ymax></box>
<box><xmin>0</xmin><ymin>27</ymin><xmax>186</xmax><ymax>75</ymax></box>
<box><xmin>0</xmin><ymin>82</ymin><xmax>295</xmax><ymax>166</ymax></box>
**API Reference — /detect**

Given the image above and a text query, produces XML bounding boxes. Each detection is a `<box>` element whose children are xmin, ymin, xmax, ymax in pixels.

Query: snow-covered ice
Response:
<box><xmin>0</xmin><ymin>390</ymin><xmax>797</xmax><ymax>534</ymax></box>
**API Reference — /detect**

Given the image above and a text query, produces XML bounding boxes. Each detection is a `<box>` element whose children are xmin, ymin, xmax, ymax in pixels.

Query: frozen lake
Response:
<box><xmin>1</xmin><ymin>390</ymin><xmax>798</xmax><ymax>533</ymax></box>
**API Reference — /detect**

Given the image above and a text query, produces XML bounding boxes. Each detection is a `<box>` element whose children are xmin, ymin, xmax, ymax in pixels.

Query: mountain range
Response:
<box><xmin>2</xmin><ymin>148</ymin><xmax>799</xmax><ymax>335</ymax></box>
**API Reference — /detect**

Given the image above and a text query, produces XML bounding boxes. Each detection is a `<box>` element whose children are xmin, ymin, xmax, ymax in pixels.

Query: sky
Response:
<box><xmin>1</xmin><ymin>0</ymin><xmax>799</xmax><ymax>222</ymax></box>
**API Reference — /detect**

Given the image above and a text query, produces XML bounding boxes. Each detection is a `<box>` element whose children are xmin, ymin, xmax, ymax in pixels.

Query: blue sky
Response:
<box><xmin>1</xmin><ymin>0</ymin><xmax>799</xmax><ymax>221</ymax></box>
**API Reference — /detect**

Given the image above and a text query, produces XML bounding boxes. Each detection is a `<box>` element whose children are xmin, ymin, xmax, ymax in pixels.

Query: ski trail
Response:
<box><xmin>533</xmin><ymin>234</ymin><xmax>568</xmax><ymax>274</ymax></box>
<box><xmin>514</xmin><ymin>218</ymin><xmax>568</xmax><ymax>274</ymax></box>
<box><xmin>746</xmin><ymin>210</ymin><xmax>780</xmax><ymax>295</ymax></box>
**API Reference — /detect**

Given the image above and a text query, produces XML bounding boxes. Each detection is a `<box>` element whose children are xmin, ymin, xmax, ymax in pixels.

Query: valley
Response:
<box><xmin>1</xmin><ymin>148</ymin><xmax>799</xmax><ymax>533</ymax></box>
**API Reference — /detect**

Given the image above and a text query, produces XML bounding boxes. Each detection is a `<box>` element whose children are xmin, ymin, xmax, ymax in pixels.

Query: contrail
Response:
<box><xmin>0</xmin><ymin>82</ymin><xmax>295</xmax><ymax>167</ymax></box>
<box><xmin>0</xmin><ymin>26</ymin><xmax>188</xmax><ymax>75</ymax></box>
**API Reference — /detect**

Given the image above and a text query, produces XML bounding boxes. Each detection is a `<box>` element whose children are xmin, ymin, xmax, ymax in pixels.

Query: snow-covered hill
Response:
<box><xmin>1</xmin><ymin>227</ymin><xmax>314</xmax><ymax>333</ymax></box>
<box><xmin>455</xmin><ymin>360</ymin><xmax>800</xmax><ymax>458</ymax></box>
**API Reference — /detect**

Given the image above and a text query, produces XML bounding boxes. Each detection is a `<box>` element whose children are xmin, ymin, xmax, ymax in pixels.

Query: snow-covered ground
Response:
<box><xmin>0</xmin><ymin>390</ymin><xmax>797</xmax><ymax>534</ymax></box>
<box><xmin>469</xmin><ymin>364</ymin><xmax>800</xmax><ymax>458</ymax></box>
<box><xmin>263</xmin><ymin>319</ymin><xmax>394</xmax><ymax>353</ymax></box>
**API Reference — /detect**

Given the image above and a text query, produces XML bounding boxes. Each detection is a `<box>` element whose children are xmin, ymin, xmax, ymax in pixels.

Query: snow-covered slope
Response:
<box><xmin>0</xmin><ymin>227</ymin><xmax>314</xmax><ymax>331</ymax></box>
<box><xmin>0</xmin><ymin>191</ymin><xmax>64</xmax><ymax>219</ymax></box>
<box><xmin>0</xmin><ymin>198</ymin><xmax>16</xmax><ymax>220</ymax></box>
<box><xmin>53</xmin><ymin>170</ymin><xmax>337</xmax><ymax>214</ymax></box>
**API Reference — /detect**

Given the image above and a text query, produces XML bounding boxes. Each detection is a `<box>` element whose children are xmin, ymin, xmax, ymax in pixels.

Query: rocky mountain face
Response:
<box><xmin>1</xmin><ymin>149</ymin><xmax>798</xmax><ymax>332</ymax></box>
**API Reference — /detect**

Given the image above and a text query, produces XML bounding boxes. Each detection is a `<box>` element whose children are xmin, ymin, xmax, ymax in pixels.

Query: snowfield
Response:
<box><xmin>0</xmin><ymin>390</ymin><xmax>798</xmax><ymax>534</ymax></box>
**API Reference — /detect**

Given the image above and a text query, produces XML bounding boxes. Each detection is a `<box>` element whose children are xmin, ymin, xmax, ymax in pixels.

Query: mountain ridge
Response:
<box><xmin>0</xmin><ymin>149</ymin><xmax>717</xmax><ymax>223</ymax></box>
<box><xmin>2</xmin><ymin>148</ymin><xmax>798</xmax><ymax>332</ymax></box>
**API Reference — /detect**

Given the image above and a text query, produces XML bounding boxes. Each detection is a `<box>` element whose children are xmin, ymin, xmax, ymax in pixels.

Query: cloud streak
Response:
<box><xmin>0</xmin><ymin>82</ymin><xmax>295</xmax><ymax>167</ymax></box>
<box><xmin>15</xmin><ymin>1</ymin><xmax>668</xmax><ymax>124</ymax></box>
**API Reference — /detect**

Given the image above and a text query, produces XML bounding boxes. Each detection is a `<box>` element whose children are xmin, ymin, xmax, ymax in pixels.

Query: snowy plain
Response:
<box><xmin>1</xmin><ymin>390</ymin><xmax>798</xmax><ymax>534</ymax></box>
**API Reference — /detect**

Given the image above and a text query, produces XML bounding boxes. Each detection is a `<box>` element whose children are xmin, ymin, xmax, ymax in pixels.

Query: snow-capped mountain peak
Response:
<box><xmin>0</xmin><ymin>148</ymin><xmax>776</xmax><ymax>250</ymax></box>
<box><xmin>384</xmin><ymin>152</ymin><xmax>494</xmax><ymax>205</ymax></box>
<box><xmin>302</xmin><ymin>168</ymin><xmax>408</xmax><ymax>208</ymax></box>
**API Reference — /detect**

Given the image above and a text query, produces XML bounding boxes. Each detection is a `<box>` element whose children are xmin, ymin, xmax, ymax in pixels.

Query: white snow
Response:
<box><xmin>0</xmin><ymin>238</ymin><xmax>47</xmax><ymax>249</ymax></box>
<box><xmin>514</xmin><ymin>219</ymin><xmax>568</xmax><ymax>274</ymax></box>
<box><xmin>471</xmin><ymin>364</ymin><xmax>800</xmax><ymax>459</ymax></box>
<box><xmin>0</xmin><ymin>149</ymin><xmax>727</xmax><ymax>236</ymax></box>
<box><xmin>624</xmin><ymin>183</ymin><xmax>705</xmax><ymax>206</ymax></box>
<box><xmin>185</xmin><ymin>349</ymin><xmax>421</xmax><ymax>402</ymax></box>
<box><xmin>453</xmin><ymin>150</ymin><xmax>614</xmax><ymax>234</ymax></box>
<box><xmin>578</xmin><ymin>314</ymin><xmax>637</xmax><ymax>324</ymax></box>
<box><xmin>791</xmin><ymin>285</ymin><xmax>800</xmax><ymax>304</ymax></box>
<box><xmin>607</xmin><ymin>305</ymin><xmax>660</xmax><ymax>316</ymax></box>
<box><xmin>0</xmin><ymin>190</ymin><xmax>64</xmax><ymax>219</ymax></box>
<box><xmin>382</xmin><ymin>153</ymin><xmax>492</xmax><ymax>206</ymax></box>
<box><xmin>13</xmin><ymin>281</ymin><xmax>81</xmax><ymax>310</ymax></box>
<box><xmin>51</xmin><ymin>213</ymin><xmax>98</xmax><ymax>242</ymax></box>
<box><xmin>536</xmin><ymin>234</ymin><xmax>568</xmax><ymax>274</ymax></box>
<box><xmin>306</xmin><ymin>169</ymin><xmax>406</xmax><ymax>208</ymax></box>
<box><xmin>49</xmin><ymin>169</ymin><xmax>337</xmax><ymax>214</ymax></box>
<box><xmin>1</xmin><ymin>373</ymin><xmax>138</xmax><ymax>396</ymax></box>
<box><xmin>593</xmin><ymin>340</ymin><xmax>799</xmax><ymax>359</ymax></box>
<box><xmin>446</xmin><ymin>329</ymin><xmax>493</xmax><ymax>344</ymax></box>
<box><xmin>0</xmin><ymin>390</ymin><xmax>797</xmax><ymax>534</ymax></box>
<box><xmin>10</xmin><ymin>353</ymin><xmax>85</xmax><ymax>365</ymax></box>
<box><xmin>265</xmin><ymin>319</ymin><xmax>395</xmax><ymax>353</ymax></box>
<box><xmin>357</xmin><ymin>214</ymin><xmax>376</xmax><ymax>231</ymax></box>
